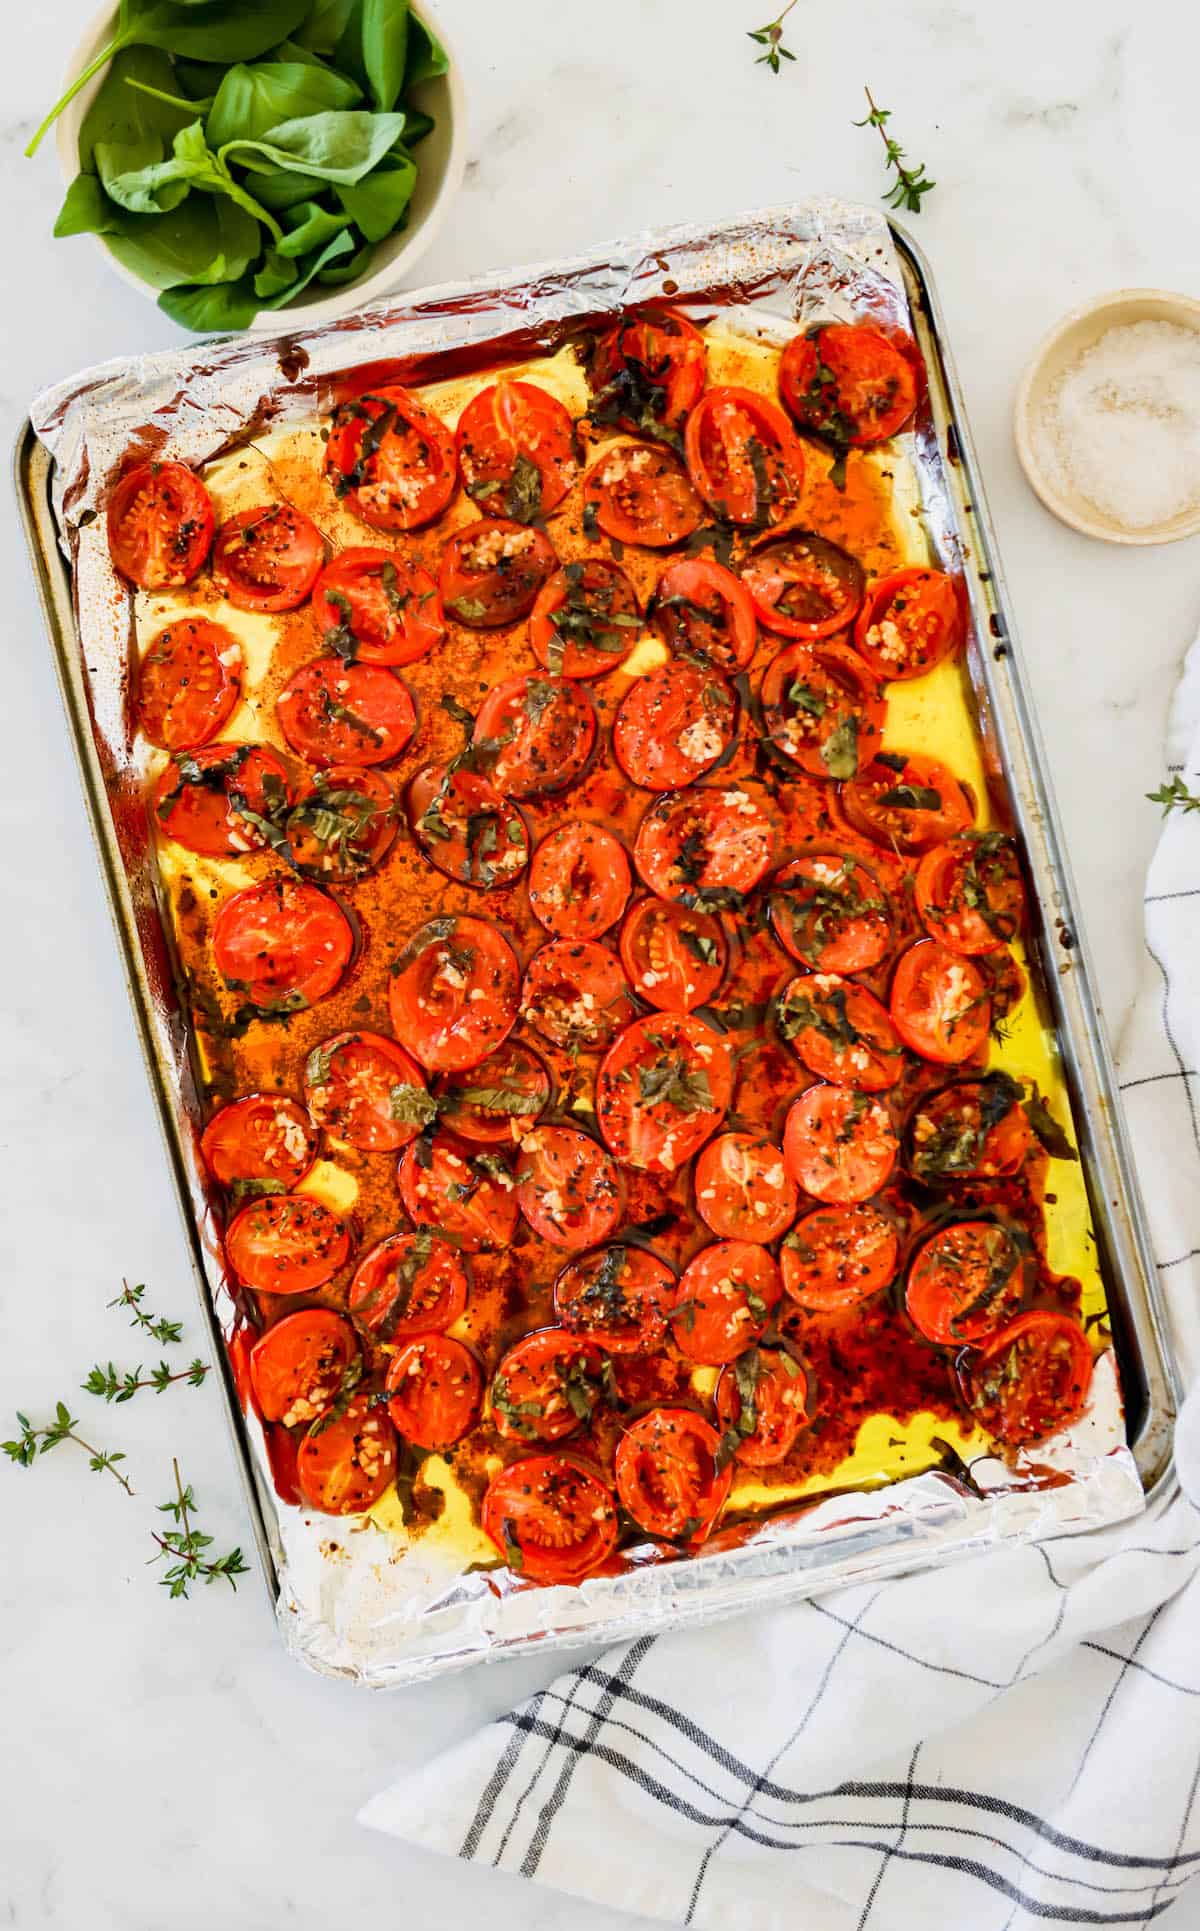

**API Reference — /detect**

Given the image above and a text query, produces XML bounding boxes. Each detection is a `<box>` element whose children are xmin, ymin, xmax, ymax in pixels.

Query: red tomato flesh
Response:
<box><xmin>326</xmin><ymin>387</ymin><xmax>456</xmax><ymax>533</ymax></box>
<box><xmin>841</xmin><ymin>753</ymin><xmax>975</xmax><ymax>853</ymax></box>
<box><xmin>554</xmin><ymin>1243</ymin><xmax>676</xmax><ymax>1354</ymax></box>
<box><xmin>303</xmin><ymin>1029</ymin><xmax>430</xmax><ymax>1152</ymax></box>
<box><xmin>914</xmin><ymin>835</ymin><xmax>1025</xmax><ymax>955</ymax></box>
<box><xmin>528</xmin><ymin>823</ymin><xmax>631</xmax><ymax>940</ymax></box>
<box><xmin>437</xmin><ymin>1040</ymin><xmax>552</xmax><ymax>1144</ymax></box>
<box><xmin>768</xmin><ymin>852</ymin><xmax>893</xmax><ymax>974</ymax></box>
<box><xmin>619</xmin><ymin>897</ymin><xmax>726</xmax><ymax>1013</ymax></box>
<box><xmin>387</xmin><ymin>915</ymin><xmax>519</xmax><ymax>1073</ymax></box>
<box><xmin>482</xmin><ymin>1453</ymin><xmax>619</xmax><ymax>1583</ymax></box>
<box><xmin>741</xmin><ymin>531</ymin><xmax>865</xmax><ymax>640</ymax></box>
<box><xmin>652</xmin><ymin>557</ymin><xmax>757</xmax><ymax>672</ymax></box>
<box><xmin>781</xmin><ymin>1204</ymin><xmax>899</xmax><ymax>1311</ymax></box>
<box><xmin>386</xmin><ymin>1334</ymin><xmax>482</xmax><ymax>1449</ymax></box>
<box><xmin>854</xmin><ymin>568</ymin><xmax>962</xmax><ymax>682</ymax></box>
<box><xmin>760</xmin><ymin>640</ymin><xmax>884</xmax><ymax>780</ymax></box>
<box><xmin>906</xmin><ymin>1220</ymin><xmax>1028</xmax><ymax>1345</ymax></box>
<box><xmin>225</xmin><ymin>1192</ymin><xmax>350</xmax><ymax>1294</ymax></box>
<box><xmin>313</xmin><ymin>546</ymin><xmax>445</xmax><ymax>666</ymax></box>
<box><xmin>596</xmin><ymin>1012</ymin><xmax>732</xmax><ymax>1175</ymax></box>
<box><xmin>490</xmin><ymin>1329</ymin><xmax>611</xmax><ymax>1444</ymax></box>
<box><xmin>521</xmin><ymin>940</ymin><xmax>636</xmax><ymax>1051</ymax></box>
<box><xmin>212</xmin><ymin>878</ymin><xmax>353</xmax><ymax>1011</ymax></box>
<box><xmin>589</xmin><ymin>307</ymin><xmax>707</xmax><ymax>434</ymax></box>
<box><xmin>958</xmin><ymin>1312</ymin><xmax>1093</xmax><ymax>1448</ymax></box>
<box><xmin>782</xmin><ymin>1086</ymin><xmax>898</xmax><ymax>1204</ymax></box>
<box><xmin>212</xmin><ymin>502</ymin><xmax>324</xmax><ymax>613</ymax></box>
<box><xmin>530</xmin><ymin>560</ymin><xmax>643</xmax><ymax>678</ymax></box>
<box><xmin>201</xmin><ymin>1094</ymin><xmax>316</xmax><ymax>1189</ymax></box>
<box><xmin>137</xmin><ymin>617</ymin><xmax>242</xmax><ymax>751</ymax></box>
<box><xmin>777</xmin><ymin>972</ymin><xmax>904</xmax><ymax>1090</ymax></box>
<box><xmin>615</xmin><ymin>1407</ymin><xmax>732</xmax><ymax>1542</ymax></box>
<box><xmin>153</xmin><ymin>743</ymin><xmax>293</xmax><ymax>859</ymax></box>
<box><xmin>250</xmin><ymin>1309</ymin><xmax>356</xmax><ymax>1427</ymax></box>
<box><xmin>684</xmin><ymin>387</ymin><xmax>805</xmax><ymax>528</ymax></box>
<box><xmin>613</xmin><ymin>659</ymin><xmax>737</xmax><ymax>790</ymax></box>
<box><xmin>515</xmin><ymin>1126</ymin><xmax>624</xmax><ymax>1251</ymax></box>
<box><xmin>296</xmin><ymin>1393</ymin><xmax>397</xmax><ymax>1514</ymax></box>
<box><xmin>348</xmin><ymin>1230</ymin><xmax>470</xmax><ymax>1341</ymax></box>
<box><xmin>634</xmin><ymin>786</ymin><xmax>776</xmax><ymax>904</ymax></box>
<box><xmin>456</xmin><ymin>379</ymin><xmax>576</xmax><ymax>520</ymax></box>
<box><xmin>715</xmin><ymin>1347</ymin><xmax>813</xmax><ymax>1467</ymax></box>
<box><xmin>439</xmin><ymin>518</ymin><xmax>558</xmax><ymax>627</ymax></box>
<box><xmin>889</xmin><ymin>941</ymin><xmax>990</xmax><ymax>1064</ymax></box>
<box><xmin>397</xmin><ymin>1134</ymin><xmax>518</xmax><ymax>1251</ymax></box>
<box><xmin>779</xmin><ymin>324</ymin><xmax>919</xmax><ymax>447</ymax></box>
<box><xmin>669</xmin><ymin>1240</ymin><xmax>782</xmax><ymax>1364</ymax></box>
<box><xmin>407</xmin><ymin>764</ymin><xmax>529</xmax><ymax>889</ymax></box>
<box><xmin>473</xmin><ymin>674</ymin><xmax>596</xmax><ymax>799</ymax></box>
<box><xmin>277</xmin><ymin>658</ymin><xmax>417</xmax><ymax>767</ymax></box>
<box><xmin>694</xmin><ymin>1133</ymin><xmax>797</xmax><ymax>1243</ymax></box>
<box><xmin>583</xmin><ymin>443</ymin><xmax>704</xmax><ymax>548</ymax></box>
<box><xmin>107</xmin><ymin>460</ymin><xmax>214</xmax><ymax>589</ymax></box>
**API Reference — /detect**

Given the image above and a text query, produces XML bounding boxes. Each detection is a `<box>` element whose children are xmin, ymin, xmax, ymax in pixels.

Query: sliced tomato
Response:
<box><xmin>201</xmin><ymin>1094</ymin><xmax>316</xmax><ymax>1190</ymax></box>
<box><xmin>907</xmin><ymin>1220</ymin><xmax>1029</xmax><ymax>1345</ymax></box>
<box><xmin>303</xmin><ymin>1030</ymin><xmax>430</xmax><ymax>1152</ymax></box>
<box><xmin>854</xmin><ymin>569</ymin><xmax>962</xmax><ymax>682</ymax></box>
<box><xmin>296</xmin><ymin>1393</ymin><xmax>397</xmax><ymax>1514</ymax></box>
<box><xmin>456</xmin><ymin>379</ymin><xmax>576</xmax><ymax>520</ymax></box>
<box><xmin>153</xmin><ymin>743</ymin><xmax>293</xmax><ymax>858</ymax></box>
<box><xmin>326</xmin><ymin>387</ymin><xmax>456</xmax><ymax>532</ymax></box>
<box><xmin>740</xmin><ymin>532</ymin><xmax>865</xmax><ymax>640</ymax></box>
<box><xmin>769</xmin><ymin>852</ymin><xmax>892</xmax><ymax>974</ymax></box>
<box><xmin>634</xmin><ymin>786</ymin><xmax>776</xmax><ymax>903</ymax></box>
<box><xmin>528</xmin><ymin>823</ymin><xmax>631</xmax><ymax>940</ymax></box>
<box><xmin>250</xmin><ymin>1309</ymin><xmax>357</xmax><ymax>1427</ymax></box>
<box><xmin>782</xmin><ymin>1086</ymin><xmax>898</xmax><ymax>1204</ymax></box>
<box><xmin>589</xmin><ymin>307</ymin><xmax>707</xmax><ymax>435</ymax></box>
<box><xmin>694</xmin><ymin>1133</ymin><xmax>797</xmax><ymax>1243</ymax></box>
<box><xmin>286</xmin><ymin>765</ymin><xmax>397</xmax><ymax>881</ymax></box>
<box><xmin>137</xmin><ymin>617</ymin><xmax>242</xmax><ymax>751</ymax></box>
<box><xmin>225</xmin><ymin>1192</ymin><xmax>350</xmax><ymax>1294</ymax></box>
<box><xmin>715</xmin><ymin>1347</ymin><xmax>813</xmax><ymax>1467</ymax></box>
<box><xmin>212</xmin><ymin>878</ymin><xmax>353</xmax><ymax>1012</ymax></box>
<box><xmin>276</xmin><ymin>658</ymin><xmax>416</xmax><ymax>767</ymax></box>
<box><xmin>619</xmin><ymin>897</ymin><xmax>726</xmax><ymax>1012</ymax></box>
<box><xmin>652</xmin><ymin>558</ymin><xmax>757</xmax><ymax>672</ymax></box>
<box><xmin>530</xmin><ymin>560</ymin><xmax>643</xmax><ymax>678</ymax></box>
<box><xmin>438</xmin><ymin>1041</ymin><xmax>552</xmax><ymax>1144</ymax></box>
<box><xmin>515</xmin><ymin>1126</ymin><xmax>624</xmax><ymax>1250</ymax></box>
<box><xmin>387</xmin><ymin>915</ymin><xmax>519</xmax><ymax>1073</ymax></box>
<box><xmin>761</xmin><ymin>640</ymin><xmax>884</xmax><ymax>780</ymax></box>
<box><xmin>841</xmin><ymin>753</ymin><xmax>975</xmax><ymax>853</ymax></box>
<box><xmin>554</xmin><ymin>1243</ymin><xmax>675</xmax><ymax>1354</ymax></box>
<box><xmin>482</xmin><ymin>1453</ymin><xmax>619</xmax><ymax>1583</ymax></box>
<box><xmin>583</xmin><ymin>444</ymin><xmax>704</xmax><ymax>547</ymax></box>
<box><xmin>779</xmin><ymin>324</ymin><xmax>919</xmax><ymax>447</ymax></box>
<box><xmin>212</xmin><ymin>503</ymin><xmax>323</xmax><ymax>613</ymax></box>
<box><xmin>905</xmin><ymin>1074</ymin><xmax>1033</xmax><ymax>1184</ymax></box>
<box><xmin>615</xmin><ymin>1407</ymin><xmax>732</xmax><ymax>1542</ymax></box>
<box><xmin>777</xmin><ymin>972</ymin><xmax>904</xmax><ymax>1090</ymax></box>
<box><xmin>107</xmin><ymin>460</ymin><xmax>214</xmax><ymax>589</ymax></box>
<box><xmin>521</xmin><ymin>939</ymin><xmax>636</xmax><ymax>1051</ymax></box>
<box><xmin>385</xmin><ymin>1334</ymin><xmax>482</xmax><ymax>1448</ymax></box>
<box><xmin>596</xmin><ymin>1012</ymin><xmax>732</xmax><ymax>1174</ymax></box>
<box><xmin>397</xmin><ymin>1133</ymin><xmax>519</xmax><ymax>1251</ymax></box>
<box><xmin>890</xmin><ymin>941</ymin><xmax>990</xmax><ymax>1064</ymax></box>
<box><xmin>684</xmin><ymin>387</ymin><xmax>805</xmax><ymax>528</ymax></box>
<box><xmin>407</xmin><ymin>764</ymin><xmax>529</xmax><ymax>888</ymax></box>
<box><xmin>613</xmin><ymin>660</ymin><xmax>737</xmax><ymax>790</ymax></box>
<box><xmin>348</xmin><ymin>1230</ymin><xmax>469</xmax><ymax>1341</ymax></box>
<box><xmin>958</xmin><ymin>1311</ymin><xmax>1093</xmax><ymax>1448</ymax></box>
<box><xmin>439</xmin><ymin>519</ymin><xmax>558</xmax><ymax>627</ymax></box>
<box><xmin>313</xmin><ymin>547</ymin><xmax>445</xmax><ymax>667</ymax></box>
<box><xmin>915</xmin><ymin>835</ymin><xmax>1025</xmax><ymax>955</ymax></box>
<box><xmin>473</xmin><ymin>674</ymin><xmax>596</xmax><ymax>799</ymax></box>
<box><xmin>781</xmin><ymin>1203</ymin><xmax>899</xmax><ymax>1311</ymax></box>
<box><xmin>670</xmin><ymin>1240</ymin><xmax>782</xmax><ymax>1364</ymax></box>
<box><xmin>490</xmin><ymin>1329</ymin><xmax>612</xmax><ymax>1444</ymax></box>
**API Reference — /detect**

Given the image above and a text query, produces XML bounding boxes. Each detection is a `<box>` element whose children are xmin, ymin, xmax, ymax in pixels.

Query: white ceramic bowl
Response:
<box><xmin>54</xmin><ymin>0</ymin><xmax>467</xmax><ymax>333</ymax></box>
<box><xmin>1013</xmin><ymin>288</ymin><xmax>1200</xmax><ymax>546</ymax></box>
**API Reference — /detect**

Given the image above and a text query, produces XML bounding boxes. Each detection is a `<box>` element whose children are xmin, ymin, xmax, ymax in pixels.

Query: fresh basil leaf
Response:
<box><xmin>405</xmin><ymin>13</ymin><xmax>449</xmax><ymax>85</ymax></box>
<box><xmin>222</xmin><ymin>109</ymin><xmax>408</xmax><ymax>184</ymax></box>
<box><xmin>362</xmin><ymin>0</ymin><xmax>410</xmax><ymax>111</ymax></box>
<box><xmin>267</xmin><ymin>223</ymin><xmax>355</xmax><ymax>301</ymax></box>
<box><xmin>400</xmin><ymin>105</ymin><xmax>434</xmax><ymax>144</ymax></box>
<box><xmin>206</xmin><ymin>59</ymin><xmax>362</xmax><ymax>149</ymax></box>
<box><xmin>97</xmin><ymin>143</ymin><xmax>193</xmax><ymax>214</ymax></box>
<box><xmin>294</xmin><ymin>0</ymin><xmax>359</xmax><ymax>54</ymax></box>
<box><xmin>317</xmin><ymin>237</ymin><xmax>374</xmax><ymax>284</ymax></box>
<box><xmin>54</xmin><ymin>174</ymin><xmax>123</xmax><ymax>238</ymax></box>
<box><xmin>65</xmin><ymin>188</ymin><xmax>261</xmax><ymax>290</ymax></box>
<box><xmin>158</xmin><ymin>277</ymin><xmax>261</xmax><ymax>332</ymax></box>
<box><xmin>249</xmin><ymin>165</ymin><xmax>325</xmax><ymax>211</ymax></box>
<box><xmin>254</xmin><ymin>247</ymin><xmax>300</xmax><ymax>298</ymax></box>
<box><xmin>105</xmin><ymin>120</ymin><xmax>285</xmax><ymax>237</ymax></box>
<box><xmin>79</xmin><ymin>46</ymin><xmax>192</xmax><ymax>170</ymax></box>
<box><xmin>334</xmin><ymin>153</ymin><xmax>415</xmax><ymax>240</ymax></box>
<box><xmin>278</xmin><ymin>197</ymin><xmax>352</xmax><ymax>256</ymax></box>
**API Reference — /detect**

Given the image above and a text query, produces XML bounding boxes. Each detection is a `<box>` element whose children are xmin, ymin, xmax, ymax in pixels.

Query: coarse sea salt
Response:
<box><xmin>1034</xmin><ymin>319</ymin><xmax>1200</xmax><ymax>530</ymax></box>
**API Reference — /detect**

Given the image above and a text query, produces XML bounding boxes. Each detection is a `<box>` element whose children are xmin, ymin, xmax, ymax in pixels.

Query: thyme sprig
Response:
<box><xmin>108</xmin><ymin>1279</ymin><xmax>184</xmax><ymax>1346</ymax></box>
<box><xmin>855</xmin><ymin>87</ymin><xmax>936</xmax><ymax>214</ymax></box>
<box><xmin>150</xmin><ymin>1459</ymin><xmax>250</xmax><ymax>1600</ymax></box>
<box><xmin>747</xmin><ymin>0</ymin><xmax>798</xmax><ymax>73</ymax></box>
<box><xmin>82</xmin><ymin>1358</ymin><xmax>211</xmax><ymax>1404</ymax></box>
<box><xmin>1148</xmin><ymin>776</ymin><xmax>1200</xmax><ymax>816</ymax></box>
<box><xmin>3</xmin><ymin>1404</ymin><xmax>134</xmax><ymax>1493</ymax></box>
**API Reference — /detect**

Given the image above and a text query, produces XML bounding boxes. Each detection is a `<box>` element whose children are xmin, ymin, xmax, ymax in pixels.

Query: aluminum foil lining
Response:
<box><xmin>29</xmin><ymin>197</ymin><xmax>1144</xmax><ymax>1688</ymax></box>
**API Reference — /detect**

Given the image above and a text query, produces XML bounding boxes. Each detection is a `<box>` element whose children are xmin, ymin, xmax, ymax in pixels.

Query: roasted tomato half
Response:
<box><xmin>326</xmin><ymin>386</ymin><xmax>456</xmax><ymax>532</ymax></box>
<box><xmin>137</xmin><ymin>617</ymin><xmax>242</xmax><ymax>751</ymax></box>
<box><xmin>225</xmin><ymin>1193</ymin><xmax>351</xmax><ymax>1295</ymax></box>
<box><xmin>760</xmin><ymin>640</ymin><xmax>884</xmax><ymax>780</ymax></box>
<box><xmin>615</xmin><ymin>1407</ymin><xmax>732</xmax><ymax>1543</ymax></box>
<box><xmin>779</xmin><ymin>324</ymin><xmax>919</xmax><ymax>447</ymax></box>
<box><xmin>528</xmin><ymin>823</ymin><xmax>632</xmax><ymax>940</ymax></box>
<box><xmin>482</xmin><ymin>1454</ymin><xmax>619</xmax><ymax>1583</ymax></box>
<box><xmin>854</xmin><ymin>568</ymin><xmax>962</xmax><ymax>682</ymax></box>
<box><xmin>652</xmin><ymin>557</ymin><xmax>757</xmax><ymax>672</ymax></box>
<box><xmin>685</xmin><ymin>387</ymin><xmax>805</xmax><ymax>528</ymax></box>
<box><xmin>490</xmin><ymin>1329</ymin><xmax>613</xmax><ymax>1444</ymax></box>
<box><xmin>530</xmin><ymin>560</ymin><xmax>643</xmax><ymax>678</ymax></box>
<box><xmin>285</xmin><ymin>766</ymin><xmax>398</xmax><ymax>881</ymax></box>
<box><xmin>613</xmin><ymin>658</ymin><xmax>737</xmax><ymax>790</ymax></box>
<box><xmin>596</xmin><ymin>1012</ymin><xmax>732</xmax><ymax>1174</ymax></box>
<box><xmin>906</xmin><ymin>1220</ymin><xmax>1029</xmax><ymax>1346</ymax></box>
<box><xmin>634</xmin><ymin>786</ymin><xmax>776</xmax><ymax>904</ymax></box>
<box><xmin>669</xmin><ymin>1240</ymin><xmax>782</xmax><ymax>1365</ymax></box>
<box><xmin>153</xmin><ymin>743</ymin><xmax>293</xmax><ymax>860</ymax></box>
<box><xmin>212</xmin><ymin>502</ymin><xmax>324</xmax><ymax>612</ymax></box>
<box><xmin>889</xmin><ymin>941</ymin><xmax>990</xmax><ymax>1065</ymax></box>
<box><xmin>588</xmin><ymin>306</ymin><xmax>707</xmax><ymax>435</ymax></box>
<box><xmin>386</xmin><ymin>1335</ymin><xmax>483</xmax><ymax>1449</ymax></box>
<box><xmin>277</xmin><ymin>658</ymin><xmax>417</xmax><ymax>768</ymax></box>
<box><xmin>841</xmin><ymin>753</ymin><xmax>975</xmax><ymax>853</ymax></box>
<box><xmin>303</xmin><ymin>1029</ymin><xmax>431</xmax><ymax>1152</ymax></box>
<box><xmin>296</xmin><ymin>1394</ymin><xmax>397</xmax><ymax>1514</ymax></box>
<box><xmin>388</xmin><ymin>915</ymin><xmax>520</xmax><ymax>1073</ymax></box>
<box><xmin>715</xmin><ymin>1347</ymin><xmax>813</xmax><ymax>1467</ymax></box>
<box><xmin>781</xmin><ymin>1204</ymin><xmax>899</xmax><ymax>1311</ymax></box>
<box><xmin>521</xmin><ymin>939</ymin><xmax>636</xmax><ymax>1051</ymax></box>
<box><xmin>768</xmin><ymin>852</ymin><xmax>893</xmax><ymax>975</ymax></box>
<box><xmin>740</xmin><ymin>532</ymin><xmax>865</xmax><ymax>640</ymax></box>
<box><xmin>250</xmin><ymin>1309</ymin><xmax>357</xmax><ymax>1427</ymax></box>
<box><xmin>472</xmin><ymin>674</ymin><xmax>597</xmax><ymax>799</ymax></box>
<box><xmin>200</xmin><ymin>1094</ymin><xmax>316</xmax><ymax>1190</ymax></box>
<box><xmin>408</xmin><ymin>764</ymin><xmax>530</xmax><ymax>889</ymax></box>
<box><xmin>782</xmin><ymin>1086</ymin><xmax>898</xmax><ymax>1204</ymax></box>
<box><xmin>515</xmin><ymin>1126</ymin><xmax>624</xmax><ymax>1251</ymax></box>
<box><xmin>777</xmin><ymin>972</ymin><xmax>904</xmax><ymax>1090</ymax></box>
<box><xmin>313</xmin><ymin>547</ymin><xmax>445</xmax><ymax>666</ymax></box>
<box><xmin>439</xmin><ymin>519</ymin><xmax>558</xmax><ymax>627</ymax></box>
<box><xmin>957</xmin><ymin>1312</ymin><xmax>1093</xmax><ymax>1448</ymax></box>
<box><xmin>583</xmin><ymin>443</ymin><xmax>704</xmax><ymax>547</ymax></box>
<box><xmin>905</xmin><ymin>1074</ymin><xmax>1033</xmax><ymax>1184</ymax></box>
<box><xmin>212</xmin><ymin>878</ymin><xmax>354</xmax><ymax>1012</ymax></box>
<box><xmin>107</xmin><ymin>460</ymin><xmax>214</xmax><ymax>589</ymax></box>
<box><xmin>437</xmin><ymin>1040</ymin><xmax>552</xmax><ymax>1144</ymax></box>
<box><xmin>619</xmin><ymin>897</ymin><xmax>726</xmax><ymax>1013</ymax></box>
<box><xmin>554</xmin><ymin>1243</ymin><xmax>676</xmax><ymax>1354</ymax></box>
<box><xmin>914</xmin><ymin>835</ymin><xmax>1025</xmax><ymax>955</ymax></box>
<box><xmin>348</xmin><ymin>1230</ymin><xmax>470</xmax><ymax>1342</ymax></box>
<box><xmin>456</xmin><ymin>378</ymin><xmax>576</xmax><ymax>521</ymax></box>
<box><xmin>397</xmin><ymin>1134</ymin><xmax>519</xmax><ymax>1251</ymax></box>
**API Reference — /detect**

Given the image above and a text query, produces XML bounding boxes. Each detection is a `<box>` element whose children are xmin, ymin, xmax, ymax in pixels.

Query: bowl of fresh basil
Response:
<box><xmin>40</xmin><ymin>0</ymin><xmax>466</xmax><ymax>335</ymax></box>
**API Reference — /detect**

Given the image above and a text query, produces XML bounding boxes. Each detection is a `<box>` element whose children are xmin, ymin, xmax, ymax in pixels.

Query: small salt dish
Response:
<box><xmin>1014</xmin><ymin>289</ymin><xmax>1200</xmax><ymax>546</ymax></box>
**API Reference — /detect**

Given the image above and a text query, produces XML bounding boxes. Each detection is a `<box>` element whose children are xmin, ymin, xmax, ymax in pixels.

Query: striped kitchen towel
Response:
<box><xmin>362</xmin><ymin>635</ymin><xmax>1200</xmax><ymax>1930</ymax></box>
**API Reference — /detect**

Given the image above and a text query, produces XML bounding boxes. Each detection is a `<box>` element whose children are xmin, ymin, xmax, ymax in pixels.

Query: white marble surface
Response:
<box><xmin>3</xmin><ymin>2</ymin><xmax>1199</xmax><ymax>1926</ymax></box>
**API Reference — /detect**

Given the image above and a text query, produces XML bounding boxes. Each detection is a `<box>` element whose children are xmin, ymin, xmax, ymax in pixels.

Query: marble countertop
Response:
<box><xmin>4</xmin><ymin>1</ymin><xmax>1198</xmax><ymax>1926</ymax></box>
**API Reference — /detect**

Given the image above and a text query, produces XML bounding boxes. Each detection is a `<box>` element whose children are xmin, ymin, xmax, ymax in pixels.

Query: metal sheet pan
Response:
<box><xmin>15</xmin><ymin>198</ymin><xmax>1181</xmax><ymax>1688</ymax></box>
